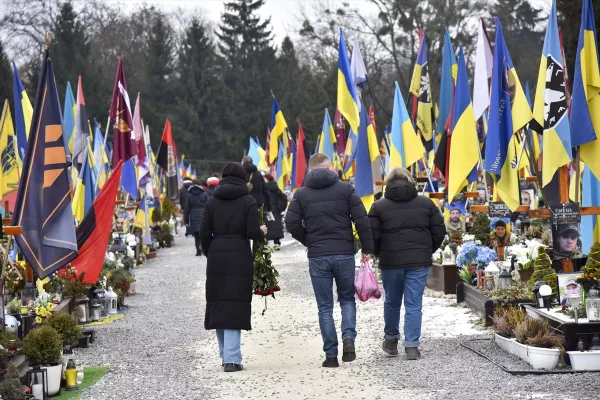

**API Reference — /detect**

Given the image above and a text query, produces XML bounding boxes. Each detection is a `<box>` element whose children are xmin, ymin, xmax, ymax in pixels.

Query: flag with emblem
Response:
<box><xmin>409</xmin><ymin>32</ymin><xmax>434</xmax><ymax>151</ymax></box>
<box><xmin>12</xmin><ymin>49</ymin><xmax>78</xmax><ymax>278</ymax></box>
<box><xmin>156</xmin><ymin>119</ymin><xmax>178</xmax><ymax>200</ymax></box>
<box><xmin>0</xmin><ymin>100</ymin><xmax>20</xmax><ymax>198</ymax></box>
<box><xmin>110</xmin><ymin>58</ymin><xmax>137</xmax><ymax>169</ymax></box>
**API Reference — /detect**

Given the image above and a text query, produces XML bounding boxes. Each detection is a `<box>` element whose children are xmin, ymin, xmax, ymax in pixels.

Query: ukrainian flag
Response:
<box><xmin>437</xmin><ymin>29</ymin><xmax>457</xmax><ymax>136</ymax></box>
<box><xmin>582</xmin><ymin>167</ymin><xmax>600</xmax><ymax>254</ymax></box>
<box><xmin>276</xmin><ymin>141</ymin><xmax>286</xmax><ymax>191</ymax></box>
<box><xmin>72</xmin><ymin>144</ymin><xmax>95</xmax><ymax>222</ymax></box>
<box><xmin>319</xmin><ymin>108</ymin><xmax>337</xmax><ymax>161</ymax></box>
<box><xmin>92</xmin><ymin>120</ymin><xmax>109</xmax><ymax>189</ymax></box>
<box><xmin>12</xmin><ymin>61</ymin><xmax>33</xmax><ymax>163</ymax></box>
<box><xmin>524</xmin><ymin>82</ymin><xmax>541</xmax><ymax>162</ymax></box>
<box><xmin>63</xmin><ymin>81</ymin><xmax>76</xmax><ymax>159</ymax></box>
<box><xmin>409</xmin><ymin>33</ymin><xmax>433</xmax><ymax>151</ymax></box>
<box><xmin>337</xmin><ymin>28</ymin><xmax>360</xmax><ymax>134</ymax></box>
<box><xmin>389</xmin><ymin>82</ymin><xmax>423</xmax><ymax>169</ymax></box>
<box><xmin>533</xmin><ymin>0</ymin><xmax>572</xmax><ymax>187</ymax></box>
<box><xmin>484</xmin><ymin>18</ymin><xmax>531</xmax><ymax>212</ymax></box>
<box><xmin>354</xmin><ymin>100</ymin><xmax>380</xmax><ymax>212</ymax></box>
<box><xmin>447</xmin><ymin>47</ymin><xmax>479</xmax><ymax>201</ymax></box>
<box><xmin>134</xmin><ymin>196</ymin><xmax>151</xmax><ymax>244</ymax></box>
<box><xmin>248</xmin><ymin>137</ymin><xmax>269</xmax><ymax>172</ymax></box>
<box><xmin>269</xmin><ymin>97</ymin><xmax>288</xmax><ymax>162</ymax></box>
<box><xmin>0</xmin><ymin>100</ymin><xmax>20</xmax><ymax>198</ymax></box>
<box><xmin>571</xmin><ymin>0</ymin><xmax>600</xmax><ymax>180</ymax></box>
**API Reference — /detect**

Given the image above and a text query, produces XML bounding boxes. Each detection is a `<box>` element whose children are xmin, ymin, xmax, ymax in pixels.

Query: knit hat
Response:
<box><xmin>207</xmin><ymin>177</ymin><xmax>219</xmax><ymax>186</ymax></box>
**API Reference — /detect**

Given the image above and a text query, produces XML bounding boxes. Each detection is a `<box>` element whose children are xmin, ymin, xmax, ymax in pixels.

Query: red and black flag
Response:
<box><xmin>12</xmin><ymin>49</ymin><xmax>78</xmax><ymax>278</ymax></box>
<box><xmin>295</xmin><ymin>123</ymin><xmax>308</xmax><ymax>187</ymax></box>
<box><xmin>71</xmin><ymin>160</ymin><xmax>123</xmax><ymax>284</ymax></box>
<box><xmin>156</xmin><ymin>119</ymin><xmax>178</xmax><ymax>200</ymax></box>
<box><xmin>110</xmin><ymin>58</ymin><xmax>136</xmax><ymax>169</ymax></box>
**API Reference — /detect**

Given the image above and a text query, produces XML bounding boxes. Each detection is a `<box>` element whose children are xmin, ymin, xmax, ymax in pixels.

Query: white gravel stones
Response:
<box><xmin>78</xmin><ymin>233</ymin><xmax>600</xmax><ymax>399</ymax></box>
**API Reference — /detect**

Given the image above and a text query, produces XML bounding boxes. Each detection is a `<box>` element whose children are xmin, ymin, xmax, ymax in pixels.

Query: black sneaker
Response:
<box><xmin>223</xmin><ymin>363</ymin><xmax>244</xmax><ymax>372</ymax></box>
<box><xmin>342</xmin><ymin>338</ymin><xmax>356</xmax><ymax>362</ymax></box>
<box><xmin>382</xmin><ymin>338</ymin><xmax>399</xmax><ymax>357</ymax></box>
<box><xmin>405</xmin><ymin>347</ymin><xmax>421</xmax><ymax>360</ymax></box>
<box><xmin>322</xmin><ymin>357</ymin><xmax>339</xmax><ymax>368</ymax></box>
<box><xmin>196</xmin><ymin>249</ymin><xmax>202</xmax><ymax>256</ymax></box>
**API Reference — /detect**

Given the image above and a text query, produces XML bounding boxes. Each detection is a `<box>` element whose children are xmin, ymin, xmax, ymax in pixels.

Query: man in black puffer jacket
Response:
<box><xmin>180</xmin><ymin>178</ymin><xmax>193</xmax><ymax>237</ymax></box>
<box><xmin>242</xmin><ymin>157</ymin><xmax>271</xmax><ymax>214</ymax></box>
<box><xmin>368</xmin><ymin>167</ymin><xmax>445</xmax><ymax>360</ymax></box>
<box><xmin>286</xmin><ymin>153</ymin><xmax>373</xmax><ymax>368</ymax></box>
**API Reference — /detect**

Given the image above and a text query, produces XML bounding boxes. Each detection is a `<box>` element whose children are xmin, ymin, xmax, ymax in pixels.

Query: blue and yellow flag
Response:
<box><xmin>63</xmin><ymin>81</ymin><xmax>76</xmax><ymax>159</ymax></box>
<box><xmin>390</xmin><ymin>82</ymin><xmax>423</xmax><ymax>169</ymax></box>
<box><xmin>337</xmin><ymin>28</ymin><xmax>360</xmax><ymax>134</ymax></box>
<box><xmin>248</xmin><ymin>137</ymin><xmax>269</xmax><ymax>172</ymax></box>
<box><xmin>319</xmin><ymin>108</ymin><xmax>337</xmax><ymax>162</ymax></box>
<box><xmin>484</xmin><ymin>18</ymin><xmax>531</xmax><ymax>212</ymax></box>
<box><xmin>354</xmin><ymin>100</ymin><xmax>380</xmax><ymax>212</ymax></box>
<box><xmin>409</xmin><ymin>33</ymin><xmax>433</xmax><ymax>151</ymax></box>
<box><xmin>571</xmin><ymin>0</ymin><xmax>600</xmax><ymax>180</ymax></box>
<box><xmin>12</xmin><ymin>61</ymin><xmax>33</xmax><ymax>163</ymax></box>
<box><xmin>72</xmin><ymin>144</ymin><xmax>95</xmax><ymax>222</ymax></box>
<box><xmin>12</xmin><ymin>50</ymin><xmax>78</xmax><ymax>278</ymax></box>
<box><xmin>582</xmin><ymin>166</ymin><xmax>600</xmax><ymax>254</ymax></box>
<box><xmin>533</xmin><ymin>0</ymin><xmax>572</xmax><ymax>187</ymax></box>
<box><xmin>134</xmin><ymin>196</ymin><xmax>151</xmax><ymax>245</ymax></box>
<box><xmin>276</xmin><ymin>141</ymin><xmax>287</xmax><ymax>191</ymax></box>
<box><xmin>121</xmin><ymin>158</ymin><xmax>138</xmax><ymax>200</ymax></box>
<box><xmin>447</xmin><ymin>47</ymin><xmax>479</xmax><ymax>201</ymax></box>
<box><xmin>0</xmin><ymin>100</ymin><xmax>20</xmax><ymax>198</ymax></box>
<box><xmin>524</xmin><ymin>81</ymin><xmax>541</xmax><ymax>162</ymax></box>
<box><xmin>92</xmin><ymin>120</ymin><xmax>109</xmax><ymax>189</ymax></box>
<box><xmin>269</xmin><ymin>97</ymin><xmax>288</xmax><ymax>162</ymax></box>
<box><xmin>437</xmin><ymin>29</ymin><xmax>458</xmax><ymax>136</ymax></box>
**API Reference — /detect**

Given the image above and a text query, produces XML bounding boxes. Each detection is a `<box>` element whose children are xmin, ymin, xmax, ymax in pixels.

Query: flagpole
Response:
<box><xmin>365</xmin><ymin>79</ymin><xmax>391</xmax><ymax>154</ymax></box>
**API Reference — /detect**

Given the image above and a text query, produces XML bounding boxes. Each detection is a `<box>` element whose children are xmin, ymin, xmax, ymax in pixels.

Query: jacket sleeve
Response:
<box><xmin>183</xmin><ymin>197</ymin><xmax>191</xmax><ymax>225</ymax></box>
<box><xmin>349</xmin><ymin>187</ymin><xmax>374</xmax><ymax>254</ymax></box>
<box><xmin>429</xmin><ymin>202</ymin><xmax>446</xmax><ymax>251</ymax></box>
<box><xmin>199</xmin><ymin>201</ymin><xmax>213</xmax><ymax>255</ymax></box>
<box><xmin>368</xmin><ymin>203</ymin><xmax>381</xmax><ymax>257</ymax></box>
<box><xmin>285</xmin><ymin>191</ymin><xmax>306</xmax><ymax>245</ymax></box>
<box><xmin>277</xmin><ymin>190</ymin><xmax>288</xmax><ymax>212</ymax></box>
<box><xmin>246</xmin><ymin>198</ymin><xmax>265</xmax><ymax>241</ymax></box>
<box><xmin>261</xmin><ymin>174</ymin><xmax>272</xmax><ymax>211</ymax></box>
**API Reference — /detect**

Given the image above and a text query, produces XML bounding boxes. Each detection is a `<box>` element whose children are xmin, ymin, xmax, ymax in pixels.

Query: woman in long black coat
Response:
<box><xmin>264</xmin><ymin>173</ymin><xmax>287</xmax><ymax>249</ymax></box>
<box><xmin>184</xmin><ymin>179</ymin><xmax>208</xmax><ymax>256</ymax></box>
<box><xmin>200</xmin><ymin>162</ymin><xmax>267</xmax><ymax>372</ymax></box>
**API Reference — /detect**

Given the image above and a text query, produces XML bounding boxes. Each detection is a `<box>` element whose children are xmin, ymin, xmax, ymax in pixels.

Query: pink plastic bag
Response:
<box><xmin>354</xmin><ymin>260</ymin><xmax>381</xmax><ymax>302</ymax></box>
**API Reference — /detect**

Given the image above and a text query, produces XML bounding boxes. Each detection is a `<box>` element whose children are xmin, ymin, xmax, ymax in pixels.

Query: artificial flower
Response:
<box><xmin>35</xmin><ymin>316</ymin><xmax>42</xmax><ymax>324</ymax></box>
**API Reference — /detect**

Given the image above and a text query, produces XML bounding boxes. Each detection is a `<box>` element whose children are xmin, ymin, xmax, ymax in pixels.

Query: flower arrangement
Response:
<box><xmin>253</xmin><ymin>206</ymin><xmax>280</xmax><ymax>304</ymax></box>
<box><xmin>34</xmin><ymin>303</ymin><xmax>54</xmax><ymax>324</ymax></box>
<box><xmin>456</xmin><ymin>242</ymin><xmax>497</xmax><ymax>268</ymax></box>
<box><xmin>462</xmin><ymin>233</ymin><xmax>475</xmax><ymax>243</ymax></box>
<box><xmin>4</xmin><ymin>260</ymin><xmax>25</xmax><ymax>296</ymax></box>
<box><xmin>59</xmin><ymin>265</ymin><xmax>88</xmax><ymax>299</ymax></box>
<box><xmin>505</xmin><ymin>240</ymin><xmax>544</xmax><ymax>270</ymax></box>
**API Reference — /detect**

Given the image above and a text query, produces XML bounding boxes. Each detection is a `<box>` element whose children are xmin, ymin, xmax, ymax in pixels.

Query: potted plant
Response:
<box><xmin>6</xmin><ymin>298</ymin><xmax>21</xmax><ymax>315</ymax></box>
<box><xmin>109</xmin><ymin>268</ymin><xmax>136</xmax><ymax>302</ymax></box>
<box><xmin>22</xmin><ymin>325</ymin><xmax>63</xmax><ymax>396</ymax></box>
<box><xmin>514</xmin><ymin>317</ymin><xmax>563</xmax><ymax>370</ymax></box>
<box><xmin>0</xmin><ymin>364</ymin><xmax>28</xmax><ymax>400</ymax></box>
<box><xmin>44</xmin><ymin>312</ymin><xmax>81</xmax><ymax>348</ymax></box>
<box><xmin>160</xmin><ymin>223</ymin><xmax>174</xmax><ymax>247</ymax></box>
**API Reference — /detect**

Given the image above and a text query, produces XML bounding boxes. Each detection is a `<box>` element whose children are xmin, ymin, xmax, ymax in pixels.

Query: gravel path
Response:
<box><xmin>77</xmin><ymin>231</ymin><xmax>600</xmax><ymax>399</ymax></box>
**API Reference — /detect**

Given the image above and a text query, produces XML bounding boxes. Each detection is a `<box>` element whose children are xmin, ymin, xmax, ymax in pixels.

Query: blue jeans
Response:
<box><xmin>308</xmin><ymin>255</ymin><xmax>357</xmax><ymax>358</ymax></box>
<box><xmin>381</xmin><ymin>267</ymin><xmax>430</xmax><ymax>348</ymax></box>
<box><xmin>216</xmin><ymin>329</ymin><xmax>242</xmax><ymax>364</ymax></box>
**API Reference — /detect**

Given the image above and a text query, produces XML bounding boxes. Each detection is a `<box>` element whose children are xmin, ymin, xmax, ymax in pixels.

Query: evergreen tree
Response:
<box><xmin>529</xmin><ymin>247</ymin><xmax>558</xmax><ymax>297</ymax></box>
<box><xmin>172</xmin><ymin>18</ymin><xmax>223</xmax><ymax>160</ymax></box>
<box><xmin>217</xmin><ymin>0</ymin><xmax>276</xmax><ymax>160</ymax></box>
<box><xmin>0</xmin><ymin>40</ymin><xmax>13</xmax><ymax>111</ymax></box>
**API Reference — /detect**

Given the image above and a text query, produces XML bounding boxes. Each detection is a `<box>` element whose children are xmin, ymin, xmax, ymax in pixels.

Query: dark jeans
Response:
<box><xmin>308</xmin><ymin>255</ymin><xmax>357</xmax><ymax>357</ymax></box>
<box><xmin>274</xmin><ymin>239</ymin><xmax>281</xmax><ymax>245</ymax></box>
<box><xmin>193</xmin><ymin>232</ymin><xmax>201</xmax><ymax>252</ymax></box>
<box><xmin>381</xmin><ymin>267</ymin><xmax>430</xmax><ymax>348</ymax></box>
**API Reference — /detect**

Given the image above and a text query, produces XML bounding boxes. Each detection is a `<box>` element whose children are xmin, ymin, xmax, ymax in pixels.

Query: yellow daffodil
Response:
<box><xmin>35</xmin><ymin>316</ymin><xmax>42</xmax><ymax>324</ymax></box>
<box><xmin>35</xmin><ymin>307</ymin><xmax>40</xmax><ymax>315</ymax></box>
<box><xmin>47</xmin><ymin>303</ymin><xmax>54</xmax><ymax>311</ymax></box>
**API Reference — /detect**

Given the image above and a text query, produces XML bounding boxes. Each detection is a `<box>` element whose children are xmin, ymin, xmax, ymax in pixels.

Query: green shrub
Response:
<box><xmin>44</xmin><ymin>312</ymin><xmax>81</xmax><ymax>347</ymax></box>
<box><xmin>0</xmin><ymin>364</ymin><xmax>27</xmax><ymax>400</ymax></box>
<box><xmin>22</xmin><ymin>325</ymin><xmax>62</xmax><ymax>366</ymax></box>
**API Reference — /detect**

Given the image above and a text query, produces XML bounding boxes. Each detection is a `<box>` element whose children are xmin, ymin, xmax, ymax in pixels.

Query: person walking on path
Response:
<box><xmin>242</xmin><ymin>156</ymin><xmax>272</xmax><ymax>215</ymax></box>
<box><xmin>368</xmin><ymin>168</ymin><xmax>445</xmax><ymax>360</ymax></box>
<box><xmin>200</xmin><ymin>162</ymin><xmax>268</xmax><ymax>373</ymax></box>
<box><xmin>180</xmin><ymin>177</ymin><xmax>193</xmax><ymax>237</ymax></box>
<box><xmin>285</xmin><ymin>153</ymin><xmax>373</xmax><ymax>368</ymax></box>
<box><xmin>264</xmin><ymin>173</ymin><xmax>287</xmax><ymax>250</ymax></box>
<box><xmin>184</xmin><ymin>178</ymin><xmax>209</xmax><ymax>256</ymax></box>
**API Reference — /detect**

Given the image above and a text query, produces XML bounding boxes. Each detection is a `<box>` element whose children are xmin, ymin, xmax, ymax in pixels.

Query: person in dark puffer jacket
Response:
<box><xmin>184</xmin><ymin>179</ymin><xmax>209</xmax><ymax>256</ymax></box>
<box><xmin>242</xmin><ymin>156</ymin><xmax>271</xmax><ymax>214</ymax></box>
<box><xmin>368</xmin><ymin>167</ymin><xmax>446</xmax><ymax>360</ymax></box>
<box><xmin>200</xmin><ymin>163</ymin><xmax>268</xmax><ymax>373</ymax></box>
<box><xmin>286</xmin><ymin>153</ymin><xmax>373</xmax><ymax>368</ymax></box>
<box><xmin>180</xmin><ymin>178</ymin><xmax>193</xmax><ymax>237</ymax></box>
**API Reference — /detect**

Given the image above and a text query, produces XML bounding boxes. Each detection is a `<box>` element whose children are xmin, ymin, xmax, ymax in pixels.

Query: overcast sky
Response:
<box><xmin>117</xmin><ymin>0</ymin><xmax>552</xmax><ymax>42</ymax></box>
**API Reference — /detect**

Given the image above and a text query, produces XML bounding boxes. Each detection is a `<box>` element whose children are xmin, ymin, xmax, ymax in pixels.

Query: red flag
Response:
<box><xmin>265</xmin><ymin>126</ymin><xmax>271</xmax><ymax>165</ymax></box>
<box><xmin>110</xmin><ymin>58</ymin><xmax>136</xmax><ymax>168</ymax></box>
<box><xmin>71</xmin><ymin>160</ymin><xmax>124</xmax><ymax>284</ymax></box>
<box><xmin>156</xmin><ymin>119</ymin><xmax>178</xmax><ymax>200</ymax></box>
<box><xmin>132</xmin><ymin>92</ymin><xmax>146</xmax><ymax>166</ymax></box>
<box><xmin>295</xmin><ymin>123</ymin><xmax>308</xmax><ymax>187</ymax></box>
<box><xmin>369</xmin><ymin>105</ymin><xmax>377</xmax><ymax>135</ymax></box>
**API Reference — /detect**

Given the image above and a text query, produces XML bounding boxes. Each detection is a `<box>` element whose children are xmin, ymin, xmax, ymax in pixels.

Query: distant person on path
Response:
<box><xmin>200</xmin><ymin>162</ymin><xmax>267</xmax><ymax>373</ymax></box>
<box><xmin>242</xmin><ymin>156</ymin><xmax>272</xmax><ymax>217</ymax></box>
<box><xmin>368</xmin><ymin>168</ymin><xmax>445</xmax><ymax>360</ymax></box>
<box><xmin>180</xmin><ymin>177</ymin><xmax>193</xmax><ymax>237</ymax></box>
<box><xmin>286</xmin><ymin>153</ymin><xmax>373</xmax><ymax>368</ymax></box>
<box><xmin>184</xmin><ymin>178</ymin><xmax>209</xmax><ymax>256</ymax></box>
<box><xmin>206</xmin><ymin>176</ymin><xmax>219</xmax><ymax>197</ymax></box>
<box><xmin>264</xmin><ymin>173</ymin><xmax>287</xmax><ymax>250</ymax></box>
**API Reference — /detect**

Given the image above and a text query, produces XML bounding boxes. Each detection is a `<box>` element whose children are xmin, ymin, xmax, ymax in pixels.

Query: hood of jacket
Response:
<box><xmin>384</xmin><ymin>180</ymin><xmax>418</xmax><ymax>202</ymax></box>
<box><xmin>188</xmin><ymin>184</ymin><xmax>205</xmax><ymax>195</ymax></box>
<box><xmin>266</xmin><ymin>181</ymin><xmax>279</xmax><ymax>192</ymax></box>
<box><xmin>303</xmin><ymin>168</ymin><xmax>339</xmax><ymax>190</ymax></box>
<box><xmin>183</xmin><ymin>181</ymin><xmax>192</xmax><ymax>189</ymax></box>
<box><xmin>213</xmin><ymin>176</ymin><xmax>249</xmax><ymax>200</ymax></box>
<box><xmin>243</xmin><ymin>162</ymin><xmax>257</xmax><ymax>174</ymax></box>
